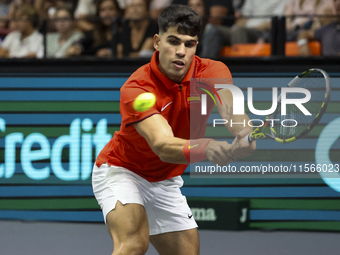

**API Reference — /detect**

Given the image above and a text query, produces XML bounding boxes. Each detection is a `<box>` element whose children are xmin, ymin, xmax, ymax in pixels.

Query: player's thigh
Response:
<box><xmin>106</xmin><ymin>201</ymin><xmax>149</xmax><ymax>250</ymax></box>
<box><xmin>149</xmin><ymin>228</ymin><xmax>199</xmax><ymax>255</ymax></box>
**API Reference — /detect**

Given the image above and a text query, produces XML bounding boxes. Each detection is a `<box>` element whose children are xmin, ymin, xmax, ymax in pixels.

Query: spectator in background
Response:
<box><xmin>149</xmin><ymin>0</ymin><xmax>172</xmax><ymax>21</ymax></box>
<box><xmin>208</xmin><ymin>0</ymin><xmax>234</xmax><ymax>27</ymax></box>
<box><xmin>7</xmin><ymin>0</ymin><xmax>34</xmax><ymax>29</ymax></box>
<box><xmin>188</xmin><ymin>0</ymin><xmax>224</xmax><ymax>58</ymax></box>
<box><xmin>74</xmin><ymin>0</ymin><xmax>96</xmax><ymax>19</ymax></box>
<box><xmin>0</xmin><ymin>0</ymin><xmax>10</xmax><ymax>29</ymax></box>
<box><xmin>230</xmin><ymin>0</ymin><xmax>290</xmax><ymax>44</ymax></box>
<box><xmin>174</xmin><ymin>0</ymin><xmax>235</xmax><ymax>26</ymax></box>
<box><xmin>233</xmin><ymin>0</ymin><xmax>245</xmax><ymax>18</ymax></box>
<box><xmin>0</xmin><ymin>4</ymin><xmax>43</xmax><ymax>58</ymax></box>
<box><xmin>66</xmin><ymin>0</ymin><xmax>122</xmax><ymax>57</ymax></box>
<box><xmin>0</xmin><ymin>0</ymin><xmax>10</xmax><ymax>18</ymax></box>
<box><xmin>188</xmin><ymin>0</ymin><xmax>289</xmax><ymax>57</ymax></box>
<box><xmin>34</xmin><ymin>0</ymin><xmax>77</xmax><ymax>20</ymax></box>
<box><xmin>297</xmin><ymin>0</ymin><xmax>340</xmax><ymax>56</ymax></box>
<box><xmin>46</xmin><ymin>7</ymin><xmax>83</xmax><ymax>58</ymax></box>
<box><xmin>118</xmin><ymin>0</ymin><xmax>158</xmax><ymax>58</ymax></box>
<box><xmin>74</xmin><ymin>0</ymin><xmax>96</xmax><ymax>31</ymax></box>
<box><xmin>284</xmin><ymin>0</ymin><xmax>328</xmax><ymax>41</ymax></box>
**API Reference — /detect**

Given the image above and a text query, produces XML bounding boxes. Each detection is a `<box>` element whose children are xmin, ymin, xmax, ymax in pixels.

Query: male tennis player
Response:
<box><xmin>92</xmin><ymin>4</ymin><xmax>255</xmax><ymax>255</ymax></box>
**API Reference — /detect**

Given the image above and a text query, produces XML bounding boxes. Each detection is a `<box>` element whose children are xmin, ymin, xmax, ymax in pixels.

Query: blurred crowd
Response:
<box><xmin>0</xmin><ymin>0</ymin><xmax>338</xmax><ymax>59</ymax></box>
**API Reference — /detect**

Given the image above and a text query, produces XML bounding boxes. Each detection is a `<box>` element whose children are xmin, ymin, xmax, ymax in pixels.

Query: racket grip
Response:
<box><xmin>243</xmin><ymin>134</ymin><xmax>253</xmax><ymax>144</ymax></box>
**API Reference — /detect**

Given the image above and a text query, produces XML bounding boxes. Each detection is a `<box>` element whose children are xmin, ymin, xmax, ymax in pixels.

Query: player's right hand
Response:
<box><xmin>205</xmin><ymin>140</ymin><xmax>236</xmax><ymax>166</ymax></box>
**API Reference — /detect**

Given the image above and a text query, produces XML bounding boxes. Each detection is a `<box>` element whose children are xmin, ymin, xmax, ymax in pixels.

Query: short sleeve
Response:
<box><xmin>210</xmin><ymin>61</ymin><xmax>234</xmax><ymax>86</ymax></box>
<box><xmin>120</xmin><ymin>84</ymin><xmax>160</xmax><ymax>127</ymax></box>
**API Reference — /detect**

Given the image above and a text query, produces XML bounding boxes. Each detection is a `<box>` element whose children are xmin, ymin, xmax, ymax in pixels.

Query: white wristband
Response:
<box><xmin>297</xmin><ymin>38</ymin><xmax>308</xmax><ymax>46</ymax></box>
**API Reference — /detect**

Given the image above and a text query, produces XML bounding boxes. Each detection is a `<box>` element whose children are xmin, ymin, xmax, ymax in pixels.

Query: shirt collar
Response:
<box><xmin>150</xmin><ymin>51</ymin><xmax>196</xmax><ymax>90</ymax></box>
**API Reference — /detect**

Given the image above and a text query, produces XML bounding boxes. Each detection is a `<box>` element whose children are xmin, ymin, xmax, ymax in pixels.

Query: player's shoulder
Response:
<box><xmin>194</xmin><ymin>56</ymin><xmax>232</xmax><ymax>78</ymax></box>
<box><xmin>121</xmin><ymin>62</ymin><xmax>156</xmax><ymax>93</ymax></box>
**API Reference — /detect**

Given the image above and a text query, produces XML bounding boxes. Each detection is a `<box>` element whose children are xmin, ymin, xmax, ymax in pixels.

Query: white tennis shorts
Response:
<box><xmin>92</xmin><ymin>163</ymin><xmax>198</xmax><ymax>235</ymax></box>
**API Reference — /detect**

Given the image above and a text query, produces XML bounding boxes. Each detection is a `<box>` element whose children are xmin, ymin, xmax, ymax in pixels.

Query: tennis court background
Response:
<box><xmin>0</xmin><ymin>72</ymin><xmax>339</xmax><ymax>231</ymax></box>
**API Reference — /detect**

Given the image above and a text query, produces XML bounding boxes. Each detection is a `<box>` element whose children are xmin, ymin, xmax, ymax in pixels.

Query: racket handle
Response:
<box><xmin>243</xmin><ymin>134</ymin><xmax>253</xmax><ymax>144</ymax></box>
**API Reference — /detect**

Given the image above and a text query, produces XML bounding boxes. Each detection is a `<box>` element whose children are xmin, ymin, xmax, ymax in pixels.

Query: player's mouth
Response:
<box><xmin>173</xmin><ymin>60</ymin><xmax>185</xmax><ymax>69</ymax></box>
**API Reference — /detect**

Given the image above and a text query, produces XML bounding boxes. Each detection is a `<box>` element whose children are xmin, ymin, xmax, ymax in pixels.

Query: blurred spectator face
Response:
<box><xmin>334</xmin><ymin>0</ymin><xmax>340</xmax><ymax>13</ymax></box>
<box><xmin>55</xmin><ymin>0</ymin><xmax>69</xmax><ymax>9</ymax></box>
<box><xmin>15</xmin><ymin>14</ymin><xmax>32</xmax><ymax>34</ymax></box>
<box><xmin>54</xmin><ymin>9</ymin><xmax>72</xmax><ymax>34</ymax></box>
<box><xmin>125</xmin><ymin>0</ymin><xmax>148</xmax><ymax>20</ymax></box>
<box><xmin>99</xmin><ymin>0</ymin><xmax>118</xmax><ymax>26</ymax></box>
<box><xmin>188</xmin><ymin>0</ymin><xmax>205</xmax><ymax>17</ymax></box>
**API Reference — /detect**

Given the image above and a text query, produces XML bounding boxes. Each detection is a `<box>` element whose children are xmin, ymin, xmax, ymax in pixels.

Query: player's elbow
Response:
<box><xmin>158</xmin><ymin>152</ymin><xmax>170</xmax><ymax>162</ymax></box>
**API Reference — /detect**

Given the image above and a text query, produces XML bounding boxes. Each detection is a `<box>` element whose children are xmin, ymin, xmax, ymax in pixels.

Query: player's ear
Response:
<box><xmin>154</xmin><ymin>34</ymin><xmax>160</xmax><ymax>51</ymax></box>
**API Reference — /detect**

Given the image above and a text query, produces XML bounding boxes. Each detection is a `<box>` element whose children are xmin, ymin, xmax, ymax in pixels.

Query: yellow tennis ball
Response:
<box><xmin>133</xmin><ymin>92</ymin><xmax>156</xmax><ymax>112</ymax></box>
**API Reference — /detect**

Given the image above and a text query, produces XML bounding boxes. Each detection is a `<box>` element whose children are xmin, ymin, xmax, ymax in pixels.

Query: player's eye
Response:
<box><xmin>185</xmin><ymin>42</ymin><xmax>196</xmax><ymax>48</ymax></box>
<box><xmin>168</xmin><ymin>40</ymin><xmax>180</xmax><ymax>45</ymax></box>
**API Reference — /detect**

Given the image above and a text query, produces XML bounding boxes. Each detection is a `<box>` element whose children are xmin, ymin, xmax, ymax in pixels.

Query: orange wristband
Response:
<box><xmin>183</xmin><ymin>139</ymin><xmax>214</xmax><ymax>163</ymax></box>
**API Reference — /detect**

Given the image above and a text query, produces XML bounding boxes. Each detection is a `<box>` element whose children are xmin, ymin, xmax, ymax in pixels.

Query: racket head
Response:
<box><xmin>270</xmin><ymin>68</ymin><xmax>331</xmax><ymax>143</ymax></box>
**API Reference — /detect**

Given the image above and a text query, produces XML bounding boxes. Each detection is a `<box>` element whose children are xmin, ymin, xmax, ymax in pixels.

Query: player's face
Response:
<box><xmin>154</xmin><ymin>26</ymin><xmax>198</xmax><ymax>84</ymax></box>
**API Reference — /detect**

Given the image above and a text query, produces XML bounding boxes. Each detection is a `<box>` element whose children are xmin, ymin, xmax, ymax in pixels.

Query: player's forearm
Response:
<box><xmin>152</xmin><ymin>136</ymin><xmax>188</xmax><ymax>164</ymax></box>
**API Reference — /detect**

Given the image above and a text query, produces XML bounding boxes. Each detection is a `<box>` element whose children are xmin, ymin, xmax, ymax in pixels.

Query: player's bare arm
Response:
<box><xmin>134</xmin><ymin>114</ymin><xmax>188</xmax><ymax>163</ymax></box>
<box><xmin>213</xmin><ymin>88</ymin><xmax>256</xmax><ymax>158</ymax></box>
<box><xmin>134</xmin><ymin>114</ymin><xmax>235</xmax><ymax>166</ymax></box>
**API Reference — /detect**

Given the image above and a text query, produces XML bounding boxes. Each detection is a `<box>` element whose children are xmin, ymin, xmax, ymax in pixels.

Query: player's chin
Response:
<box><xmin>170</xmin><ymin>70</ymin><xmax>185</xmax><ymax>79</ymax></box>
<box><xmin>173</xmin><ymin>67</ymin><xmax>188</xmax><ymax>76</ymax></box>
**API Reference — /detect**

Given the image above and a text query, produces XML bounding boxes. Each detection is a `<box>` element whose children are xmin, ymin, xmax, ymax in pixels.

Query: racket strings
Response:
<box><xmin>273</xmin><ymin>72</ymin><xmax>326</xmax><ymax>140</ymax></box>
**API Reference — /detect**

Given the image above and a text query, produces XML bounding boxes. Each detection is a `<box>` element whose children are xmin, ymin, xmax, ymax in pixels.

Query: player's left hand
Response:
<box><xmin>229</xmin><ymin>128</ymin><xmax>256</xmax><ymax>158</ymax></box>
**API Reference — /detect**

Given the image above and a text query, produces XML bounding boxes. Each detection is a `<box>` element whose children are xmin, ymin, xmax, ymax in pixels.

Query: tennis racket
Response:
<box><xmin>244</xmin><ymin>68</ymin><xmax>331</xmax><ymax>144</ymax></box>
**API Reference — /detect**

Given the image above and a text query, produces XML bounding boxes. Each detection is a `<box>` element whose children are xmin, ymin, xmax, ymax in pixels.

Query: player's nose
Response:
<box><xmin>176</xmin><ymin>43</ymin><xmax>186</xmax><ymax>57</ymax></box>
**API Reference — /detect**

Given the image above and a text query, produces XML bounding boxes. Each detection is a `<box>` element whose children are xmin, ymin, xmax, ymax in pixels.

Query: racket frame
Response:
<box><xmin>245</xmin><ymin>68</ymin><xmax>331</xmax><ymax>144</ymax></box>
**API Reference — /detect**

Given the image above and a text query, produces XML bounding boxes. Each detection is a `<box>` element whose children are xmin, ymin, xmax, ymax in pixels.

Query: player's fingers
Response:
<box><xmin>226</xmin><ymin>152</ymin><xmax>237</xmax><ymax>161</ymax></box>
<box><xmin>219</xmin><ymin>143</ymin><xmax>237</xmax><ymax>160</ymax></box>
<box><xmin>236</xmin><ymin>128</ymin><xmax>251</xmax><ymax>140</ymax></box>
<box><xmin>238</xmin><ymin>146</ymin><xmax>256</xmax><ymax>158</ymax></box>
<box><xmin>210</xmin><ymin>150</ymin><xmax>235</xmax><ymax>166</ymax></box>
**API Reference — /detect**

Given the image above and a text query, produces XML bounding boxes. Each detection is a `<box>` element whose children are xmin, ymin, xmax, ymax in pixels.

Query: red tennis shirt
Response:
<box><xmin>96</xmin><ymin>51</ymin><xmax>233</xmax><ymax>182</ymax></box>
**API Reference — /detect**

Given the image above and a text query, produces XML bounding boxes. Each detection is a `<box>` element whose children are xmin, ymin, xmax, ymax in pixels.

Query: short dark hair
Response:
<box><xmin>158</xmin><ymin>4</ymin><xmax>201</xmax><ymax>37</ymax></box>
